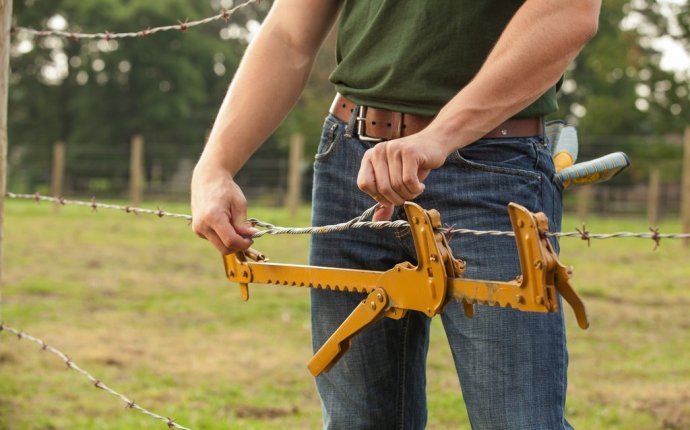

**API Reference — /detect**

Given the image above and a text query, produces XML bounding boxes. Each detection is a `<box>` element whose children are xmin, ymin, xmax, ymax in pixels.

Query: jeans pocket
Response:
<box><xmin>314</xmin><ymin>116</ymin><xmax>343</xmax><ymax>163</ymax></box>
<box><xmin>448</xmin><ymin>137</ymin><xmax>542</xmax><ymax>180</ymax></box>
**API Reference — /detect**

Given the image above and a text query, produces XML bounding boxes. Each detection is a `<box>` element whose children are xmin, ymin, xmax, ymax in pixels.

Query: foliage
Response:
<box><xmin>8</xmin><ymin>0</ymin><xmax>271</xmax><ymax>192</ymax></box>
<box><xmin>545</xmin><ymin>0</ymin><xmax>690</xmax><ymax>195</ymax></box>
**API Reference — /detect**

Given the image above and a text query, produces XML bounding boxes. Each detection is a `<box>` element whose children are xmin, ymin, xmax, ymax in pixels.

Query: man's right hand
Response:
<box><xmin>189</xmin><ymin>0</ymin><xmax>342</xmax><ymax>254</ymax></box>
<box><xmin>191</xmin><ymin>163</ymin><xmax>258</xmax><ymax>254</ymax></box>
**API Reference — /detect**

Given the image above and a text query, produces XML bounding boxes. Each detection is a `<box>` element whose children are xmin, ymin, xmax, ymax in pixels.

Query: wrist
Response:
<box><xmin>421</xmin><ymin>118</ymin><xmax>471</xmax><ymax>157</ymax></box>
<box><xmin>194</xmin><ymin>153</ymin><xmax>238</xmax><ymax>183</ymax></box>
<box><xmin>197</xmin><ymin>139</ymin><xmax>246</xmax><ymax>178</ymax></box>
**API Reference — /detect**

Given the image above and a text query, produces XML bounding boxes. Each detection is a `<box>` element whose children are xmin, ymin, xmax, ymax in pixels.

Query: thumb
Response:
<box><xmin>372</xmin><ymin>205</ymin><xmax>395</xmax><ymax>222</ymax></box>
<box><xmin>231</xmin><ymin>206</ymin><xmax>258</xmax><ymax>238</ymax></box>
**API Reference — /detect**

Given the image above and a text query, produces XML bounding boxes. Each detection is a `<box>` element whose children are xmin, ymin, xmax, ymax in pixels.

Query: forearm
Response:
<box><xmin>197</xmin><ymin>1</ymin><xmax>340</xmax><ymax>176</ymax></box>
<box><xmin>427</xmin><ymin>0</ymin><xmax>601</xmax><ymax>153</ymax></box>
<box><xmin>191</xmin><ymin>1</ymin><xmax>341</xmax><ymax>253</ymax></box>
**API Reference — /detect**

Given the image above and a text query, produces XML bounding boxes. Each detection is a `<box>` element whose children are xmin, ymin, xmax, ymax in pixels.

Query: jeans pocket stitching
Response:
<box><xmin>314</xmin><ymin>122</ymin><xmax>341</xmax><ymax>163</ymax></box>
<box><xmin>450</xmin><ymin>150</ymin><xmax>542</xmax><ymax>180</ymax></box>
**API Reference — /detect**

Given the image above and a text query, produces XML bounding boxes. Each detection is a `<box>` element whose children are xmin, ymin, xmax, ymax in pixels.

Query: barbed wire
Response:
<box><xmin>6</xmin><ymin>192</ymin><xmax>193</xmax><ymax>220</ymax></box>
<box><xmin>11</xmin><ymin>0</ymin><xmax>257</xmax><ymax>41</ymax></box>
<box><xmin>5</xmin><ymin>192</ymin><xmax>690</xmax><ymax>247</ymax></box>
<box><xmin>0</xmin><ymin>323</ymin><xmax>193</xmax><ymax>430</ymax></box>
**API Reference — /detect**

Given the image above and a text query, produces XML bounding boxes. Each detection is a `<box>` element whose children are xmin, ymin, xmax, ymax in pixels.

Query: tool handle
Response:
<box><xmin>556</xmin><ymin>152</ymin><xmax>630</xmax><ymax>189</ymax></box>
<box><xmin>551</xmin><ymin>125</ymin><xmax>579</xmax><ymax>172</ymax></box>
<box><xmin>307</xmin><ymin>288</ymin><xmax>389</xmax><ymax>376</ymax></box>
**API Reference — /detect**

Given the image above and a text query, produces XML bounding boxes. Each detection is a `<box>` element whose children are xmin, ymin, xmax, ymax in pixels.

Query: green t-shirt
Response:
<box><xmin>329</xmin><ymin>0</ymin><xmax>559</xmax><ymax>117</ymax></box>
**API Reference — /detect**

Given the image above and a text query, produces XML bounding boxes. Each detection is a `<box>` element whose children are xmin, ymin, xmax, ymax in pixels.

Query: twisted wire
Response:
<box><xmin>0</xmin><ymin>324</ymin><xmax>192</xmax><ymax>430</ymax></box>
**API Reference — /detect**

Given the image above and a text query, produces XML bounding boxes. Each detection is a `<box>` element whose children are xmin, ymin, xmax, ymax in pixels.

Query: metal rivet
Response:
<box><xmin>500</xmin><ymin>129</ymin><xmax>508</xmax><ymax>136</ymax></box>
<box><xmin>517</xmin><ymin>220</ymin><xmax>524</xmax><ymax>227</ymax></box>
<box><xmin>370</xmin><ymin>301</ymin><xmax>377</xmax><ymax>310</ymax></box>
<box><xmin>536</xmin><ymin>296</ymin><xmax>544</xmax><ymax>304</ymax></box>
<box><xmin>516</xmin><ymin>295</ymin><xmax>525</xmax><ymax>304</ymax></box>
<box><xmin>377</xmin><ymin>293</ymin><xmax>384</xmax><ymax>302</ymax></box>
<box><xmin>534</xmin><ymin>260</ymin><xmax>543</xmax><ymax>270</ymax></box>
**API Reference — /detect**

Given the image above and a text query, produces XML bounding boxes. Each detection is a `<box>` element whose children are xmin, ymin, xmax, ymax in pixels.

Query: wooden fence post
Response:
<box><xmin>129</xmin><ymin>135</ymin><xmax>144</xmax><ymax>207</ymax></box>
<box><xmin>576</xmin><ymin>186</ymin><xmax>592</xmax><ymax>221</ymax></box>
<box><xmin>286</xmin><ymin>133</ymin><xmax>304</xmax><ymax>217</ymax></box>
<box><xmin>51</xmin><ymin>141</ymin><xmax>65</xmax><ymax>212</ymax></box>
<box><xmin>682</xmin><ymin>126</ymin><xmax>690</xmax><ymax>247</ymax></box>
<box><xmin>647</xmin><ymin>167</ymin><xmax>660</xmax><ymax>227</ymax></box>
<box><xmin>1</xmin><ymin>0</ymin><xmax>14</xmax><ymax>317</ymax></box>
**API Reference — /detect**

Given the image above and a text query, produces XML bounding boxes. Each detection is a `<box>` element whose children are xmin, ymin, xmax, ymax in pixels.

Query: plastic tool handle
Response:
<box><xmin>552</xmin><ymin>125</ymin><xmax>579</xmax><ymax>173</ymax></box>
<box><xmin>556</xmin><ymin>152</ymin><xmax>630</xmax><ymax>189</ymax></box>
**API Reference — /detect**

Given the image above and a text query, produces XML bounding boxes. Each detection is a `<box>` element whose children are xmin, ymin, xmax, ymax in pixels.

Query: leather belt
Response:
<box><xmin>329</xmin><ymin>93</ymin><xmax>544</xmax><ymax>142</ymax></box>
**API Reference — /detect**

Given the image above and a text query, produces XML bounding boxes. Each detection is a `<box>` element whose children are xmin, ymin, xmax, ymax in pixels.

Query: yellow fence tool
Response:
<box><xmin>224</xmin><ymin>202</ymin><xmax>589</xmax><ymax>376</ymax></box>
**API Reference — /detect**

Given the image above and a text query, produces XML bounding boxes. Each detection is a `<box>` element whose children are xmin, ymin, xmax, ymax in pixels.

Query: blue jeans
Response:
<box><xmin>310</xmin><ymin>114</ymin><xmax>571</xmax><ymax>430</ymax></box>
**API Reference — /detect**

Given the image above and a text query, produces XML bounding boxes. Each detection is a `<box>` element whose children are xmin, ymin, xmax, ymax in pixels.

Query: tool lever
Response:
<box><xmin>308</xmin><ymin>288</ymin><xmax>389</xmax><ymax>376</ymax></box>
<box><xmin>508</xmin><ymin>202</ymin><xmax>590</xmax><ymax>328</ymax></box>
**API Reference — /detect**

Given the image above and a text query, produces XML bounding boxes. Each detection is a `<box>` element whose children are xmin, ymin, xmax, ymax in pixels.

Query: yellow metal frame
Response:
<box><xmin>224</xmin><ymin>202</ymin><xmax>589</xmax><ymax>376</ymax></box>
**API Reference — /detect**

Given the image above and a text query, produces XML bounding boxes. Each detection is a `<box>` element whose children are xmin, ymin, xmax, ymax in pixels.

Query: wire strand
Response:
<box><xmin>0</xmin><ymin>324</ymin><xmax>193</xmax><ymax>430</ymax></box>
<box><xmin>12</xmin><ymin>1</ymin><xmax>258</xmax><ymax>40</ymax></box>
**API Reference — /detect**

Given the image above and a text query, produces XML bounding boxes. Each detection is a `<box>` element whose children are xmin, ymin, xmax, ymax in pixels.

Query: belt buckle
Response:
<box><xmin>356</xmin><ymin>106</ymin><xmax>383</xmax><ymax>143</ymax></box>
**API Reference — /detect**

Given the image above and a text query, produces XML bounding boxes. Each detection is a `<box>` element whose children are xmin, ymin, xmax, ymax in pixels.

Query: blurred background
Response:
<box><xmin>5</xmin><ymin>0</ymin><xmax>690</xmax><ymax>218</ymax></box>
<box><xmin>2</xmin><ymin>1</ymin><xmax>690</xmax><ymax>429</ymax></box>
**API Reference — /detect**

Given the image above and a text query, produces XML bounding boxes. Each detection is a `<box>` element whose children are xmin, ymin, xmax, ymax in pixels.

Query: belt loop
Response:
<box><xmin>344</xmin><ymin>104</ymin><xmax>360</xmax><ymax>139</ymax></box>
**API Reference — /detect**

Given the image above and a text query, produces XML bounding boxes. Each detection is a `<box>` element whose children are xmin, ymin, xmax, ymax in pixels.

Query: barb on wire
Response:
<box><xmin>5</xmin><ymin>191</ymin><xmax>690</xmax><ymax>245</ymax></box>
<box><xmin>12</xmin><ymin>0</ymin><xmax>257</xmax><ymax>41</ymax></box>
<box><xmin>0</xmin><ymin>323</ymin><xmax>193</xmax><ymax>430</ymax></box>
<box><xmin>575</xmin><ymin>224</ymin><xmax>591</xmax><ymax>247</ymax></box>
<box><xmin>649</xmin><ymin>227</ymin><xmax>662</xmax><ymax>250</ymax></box>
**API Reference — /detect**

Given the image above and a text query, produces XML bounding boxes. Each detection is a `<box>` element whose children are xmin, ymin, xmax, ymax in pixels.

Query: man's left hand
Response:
<box><xmin>356</xmin><ymin>132</ymin><xmax>450</xmax><ymax>221</ymax></box>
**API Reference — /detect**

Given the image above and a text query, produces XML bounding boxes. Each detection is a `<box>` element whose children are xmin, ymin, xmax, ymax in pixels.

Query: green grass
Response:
<box><xmin>1</xmin><ymin>199</ymin><xmax>689</xmax><ymax>429</ymax></box>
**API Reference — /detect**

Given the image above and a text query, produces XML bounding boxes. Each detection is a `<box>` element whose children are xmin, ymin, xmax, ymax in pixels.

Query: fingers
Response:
<box><xmin>191</xmin><ymin>167</ymin><xmax>259</xmax><ymax>254</ymax></box>
<box><xmin>372</xmin><ymin>205</ymin><xmax>395</xmax><ymax>222</ymax></box>
<box><xmin>357</xmin><ymin>141</ymin><xmax>427</xmax><ymax>208</ymax></box>
<box><xmin>357</xmin><ymin>158</ymin><xmax>394</xmax><ymax>208</ymax></box>
<box><xmin>193</xmin><ymin>212</ymin><xmax>254</xmax><ymax>254</ymax></box>
<box><xmin>198</xmin><ymin>225</ymin><xmax>235</xmax><ymax>254</ymax></box>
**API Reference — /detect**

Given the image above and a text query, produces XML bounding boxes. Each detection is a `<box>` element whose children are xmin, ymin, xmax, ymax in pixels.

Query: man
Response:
<box><xmin>191</xmin><ymin>0</ymin><xmax>601</xmax><ymax>428</ymax></box>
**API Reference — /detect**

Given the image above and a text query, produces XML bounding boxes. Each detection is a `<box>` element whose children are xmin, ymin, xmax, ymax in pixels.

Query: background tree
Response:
<box><xmin>8</xmin><ymin>0</ymin><xmax>270</xmax><ymax>193</ymax></box>
<box><xmin>553</xmin><ymin>0</ymin><xmax>689</xmax><ymax>185</ymax></box>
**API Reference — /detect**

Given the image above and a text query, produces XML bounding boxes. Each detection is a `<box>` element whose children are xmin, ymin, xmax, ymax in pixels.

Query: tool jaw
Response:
<box><xmin>508</xmin><ymin>203</ymin><xmax>589</xmax><ymax>329</ymax></box>
<box><xmin>508</xmin><ymin>203</ymin><xmax>560</xmax><ymax>313</ymax></box>
<box><xmin>387</xmin><ymin>202</ymin><xmax>450</xmax><ymax>317</ymax></box>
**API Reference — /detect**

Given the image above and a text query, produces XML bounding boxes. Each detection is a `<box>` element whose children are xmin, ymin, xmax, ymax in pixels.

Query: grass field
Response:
<box><xmin>1</xmin><ymin>199</ymin><xmax>689</xmax><ymax>429</ymax></box>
